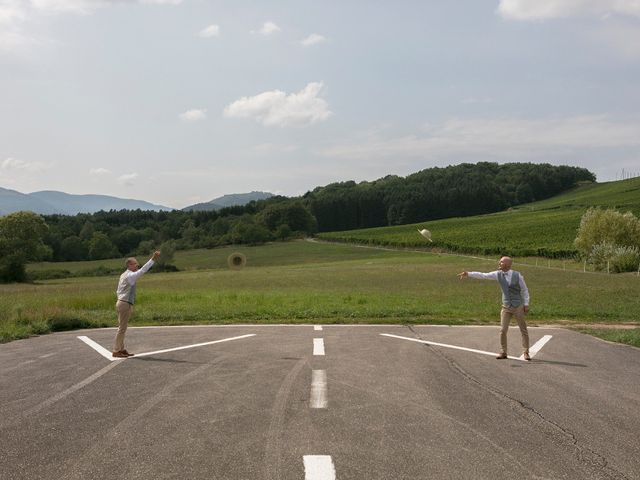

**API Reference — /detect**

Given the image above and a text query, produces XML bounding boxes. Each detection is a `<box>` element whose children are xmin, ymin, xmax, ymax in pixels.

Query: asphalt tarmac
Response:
<box><xmin>1</xmin><ymin>325</ymin><xmax>639</xmax><ymax>480</ymax></box>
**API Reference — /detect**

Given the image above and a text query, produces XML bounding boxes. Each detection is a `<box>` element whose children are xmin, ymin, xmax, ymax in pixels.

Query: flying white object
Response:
<box><xmin>418</xmin><ymin>229</ymin><xmax>432</xmax><ymax>242</ymax></box>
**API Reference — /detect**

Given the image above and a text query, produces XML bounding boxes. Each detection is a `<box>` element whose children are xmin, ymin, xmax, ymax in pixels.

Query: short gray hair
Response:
<box><xmin>126</xmin><ymin>257</ymin><xmax>138</xmax><ymax>268</ymax></box>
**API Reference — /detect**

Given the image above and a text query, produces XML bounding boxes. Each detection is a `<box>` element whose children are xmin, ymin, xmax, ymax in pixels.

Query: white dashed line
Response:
<box><xmin>310</xmin><ymin>370</ymin><xmax>328</xmax><ymax>408</ymax></box>
<box><xmin>303</xmin><ymin>455</ymin><xmax>336</xmax><ymax>480</ymax></box>
<box><xmin>314</xmin><ymin>325</ymin><xmax>323</xmax><ymax>331</ymax></box>
<box><xmin>313</xmin><ymin>338</ymin><xmax>325</xmax><ymax>356</ymax></box>
<box><xmin>521</xmin><ymin>334</ymin><xmax>553</xmax><ymax>360</ymax></box>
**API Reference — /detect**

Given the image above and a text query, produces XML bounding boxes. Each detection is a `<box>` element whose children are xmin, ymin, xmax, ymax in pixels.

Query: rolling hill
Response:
<box><xmin>317</xmin><ymin>177</ymin><xmax>640</xmax><ymax>258</ymax></box>
<box><xmin>0</xmin><ymin>187</ymin><xmax>62</xmax><ymax>216</ymax></box>
<box><xmin>182</xmin><ymin>191</ymin><xmax>274</xmax><ymax>211</ymax></box>
<box><xmin>0</xmin><ymin>188</ymin><xmax>172</xmax><ymax>216</ymax></box>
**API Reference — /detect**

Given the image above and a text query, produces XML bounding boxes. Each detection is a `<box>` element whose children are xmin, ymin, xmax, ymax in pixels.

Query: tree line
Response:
<box><xmin>0</xmin><ymin>201</ymin><xmax>317</xmax><ymax>281</ymax></box>
<box><xmin>1</xmin><ymin>162</ymin><xmax>594</xmax><ymax>282</ymax></box>
<box><xmin>304</xmin><ymin>162</ymin><xmax>595</xmax><ymax>231</ymax></box>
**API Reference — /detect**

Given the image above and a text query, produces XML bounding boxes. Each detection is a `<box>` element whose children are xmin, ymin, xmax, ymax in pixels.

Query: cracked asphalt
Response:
<box><xmin>1</xmin><ymin>325</ymin><xmax>639</xmax><ymax>479</ymax></box>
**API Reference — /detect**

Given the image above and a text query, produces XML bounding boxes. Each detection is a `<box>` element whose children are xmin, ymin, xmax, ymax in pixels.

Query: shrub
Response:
<box><xmin>575</xmin><ymin>207</ymin><xmax>640</xmax><ymax>257</ymax></box>
<box><xmin>47</xmin><ymin>316</ymin><xmax>93</xmax><ymax>332</ymax></box>
<box><xmin>29</xmin><ymin>269</ymin><xmax>73</xmax><ymax>280</ymax></box>
<box><xmin>610</xmin><ymin>245</ymin><xmax>640</xmax><ymax>273</ymax></box>
<box><xmin>0</xmin><ymin>254</ymin><xmax>27</xmax><ymax>283</ymax></box>
<box><xmin>589</xmin><ymin>243</ymin><xmax>640</xmax><ymax>273</ymax></box>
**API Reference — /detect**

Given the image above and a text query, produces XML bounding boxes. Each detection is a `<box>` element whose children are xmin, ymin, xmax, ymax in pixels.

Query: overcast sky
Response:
<box><xmin>1</xmin><ymin>0</ymin><xmax>639</xmax><ymax>208</ymax></box>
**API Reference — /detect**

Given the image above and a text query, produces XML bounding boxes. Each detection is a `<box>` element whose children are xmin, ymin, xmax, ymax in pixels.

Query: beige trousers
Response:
<box><xmin>500</xmin><ymin>305</ymin><xmax>529</xmax><ymax>354</ymax></box>
<box><xmin>114</xmin><ymin>300</ymin><xmax>133</xmax><ymax>352</ymax></box>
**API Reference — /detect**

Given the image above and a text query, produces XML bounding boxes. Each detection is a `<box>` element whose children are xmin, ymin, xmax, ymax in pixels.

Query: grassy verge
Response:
<box><xmin>3</xmin><ymin>241</ymin><xmax>639</xmax><ymax>343</ymax></box>
<box><xmin>576</xmin><ymin>328</ymin><xmax>640</xmax><ymax>348</ymax></box>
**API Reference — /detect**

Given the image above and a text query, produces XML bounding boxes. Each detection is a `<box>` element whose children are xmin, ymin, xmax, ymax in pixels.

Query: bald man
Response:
<box><xmin>458</xmin><ymin>256</ymin><xmax>531</xmax><ymax>361</ymax></box>
<box><xmin>113</xmin><ymin>251</ymin><xmax>160</xmax><ymax>358</ymax></box>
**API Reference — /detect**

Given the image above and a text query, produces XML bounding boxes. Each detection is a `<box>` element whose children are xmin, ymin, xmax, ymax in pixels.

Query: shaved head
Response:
<box><xmin>499</xmin><ymin>256</ymin><xmax>513</xmax><ymax>271</ymax></box>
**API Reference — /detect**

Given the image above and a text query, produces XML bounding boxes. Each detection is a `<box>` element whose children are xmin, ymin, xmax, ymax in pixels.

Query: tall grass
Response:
<box><xmin>3</xmin><ymin>241</ymin><xmax>638</xmax><ymax>343</ymax></box>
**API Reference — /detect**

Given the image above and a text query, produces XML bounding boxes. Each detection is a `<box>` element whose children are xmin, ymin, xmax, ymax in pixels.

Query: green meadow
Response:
<box><xmin>317</xmin><ymin>177</ymin><xmax>640</xmax><ymax>258</ymax></box>
<box><xmin>2</xmin><ymin>240</ymin><xmax>638</xmax><ymax>343</ymax></box>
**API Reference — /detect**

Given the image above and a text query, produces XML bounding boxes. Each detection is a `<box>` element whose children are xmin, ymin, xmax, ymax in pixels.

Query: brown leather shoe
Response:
<box><xmin>496</xmin><ymin>352</ymin><xmax>508</xmax><ymax>359</ymax></box>
<box><xmin>120</xmin><ymin>350</ymin><xmax>135</xmax><ymax>357</ymax></box>
<box><xmin>112</xmin><ymin>351</ymin><xmax>128</xmax><ymax>358</ymax></box>
<box><xmin>523</xmin><ymin>352</ymin><xmax>531</xmax><ymax>361</ymax></box>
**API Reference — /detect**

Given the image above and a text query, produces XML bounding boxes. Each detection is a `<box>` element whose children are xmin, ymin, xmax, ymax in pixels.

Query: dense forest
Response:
<box><xmin>304</xmin><ymin>162</ymin><xmax>595</xmax><ymax>231</ymax></box>
<box><xmin>39</xmin><ymin>201</ymin><xmax>315</xmax><ymax>262</ymax></box>
<box><xmin>1</xmin><ymin>162</ymin><xmax>595</xmax><ymax>271</ymax></box>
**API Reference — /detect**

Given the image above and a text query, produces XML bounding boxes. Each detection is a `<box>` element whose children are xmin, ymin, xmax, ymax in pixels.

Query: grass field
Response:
<box><xmin>317</xmin><ymin>177</ymin><xmax>640</xmax><ymax>258</ymax></box>
<box><xmin>577</xmin><ymin>328</ymin><xmax>640</xmax><ymax>348</ymax></box>
<box><xmin>3</xmin><ymin>240</ymin><xmax>639</xmax><ymax>344</ymax></box>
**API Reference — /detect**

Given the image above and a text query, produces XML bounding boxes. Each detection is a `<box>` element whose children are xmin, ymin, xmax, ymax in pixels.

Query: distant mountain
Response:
<box><xmin>0</xmin><ymin>187</ymin><xmax>62</xmax><ymax>216</ymax></box>
<box><xmin>183</xmin><ymin>191</ymin><xmax>274</xmax><ymax>211</ymax></box>
<box><xmin>0</xmin><ymin>188</ymin><xmax>172</xmax><ymax>216</ymax></box>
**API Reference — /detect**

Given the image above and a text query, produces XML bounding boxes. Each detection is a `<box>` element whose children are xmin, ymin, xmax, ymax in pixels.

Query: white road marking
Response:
<box><xmin>78</xmin><ymin>334</ymin><xmax>256</xmax><ymax>360</ymax></box>
<box><xmin>310</xmin><ymin>370</ymin><xmax>328</xmax><ymax>408</ymax></box>
<box><xmin>133</xmin><ymin>334</ymin><xmax>256</xmax><ymax>358</ymax></box>
<box><xmin>521</xmin><ymin>334</ymin><xmax>553</xmax><ymax>360</ymax></box>
<box><xmin>313</xmin><ymin>338</ymin><xmax>325</xmax><ymax>356</ymax></box>
<box><xmin>26</xmin><ymin>362</ymin><xmax>120</xmax><ymax>416</ymax></box>
<box><xmin>380</xmin><ymin>333</ymin><xmax>528</xmax><ymax>362</ymax></box>
<box><xmin>314</xmin><ymin>325</ymin><xmax>323</xmax><ymax>331</ymax></box>
<box><xmin>303</xmin><ymin>455</ymin><xmax>336</xmax><ymax>480</ymax></box>
<box><xmin>78</xmin><ymin>336</ymin><xmax>119</xmax><ymax>361</ymax></box>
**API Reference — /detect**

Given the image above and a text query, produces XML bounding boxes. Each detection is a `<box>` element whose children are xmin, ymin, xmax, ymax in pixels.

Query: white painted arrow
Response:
<box><xmin>380</xmin><ymin>333</ymin><xmax>552</xmax><ymax>362</ymax></box>
<box><xmin>78</xmin><ymin>333</ymin><xmax>256</xmax><ymax>361</ymax></box>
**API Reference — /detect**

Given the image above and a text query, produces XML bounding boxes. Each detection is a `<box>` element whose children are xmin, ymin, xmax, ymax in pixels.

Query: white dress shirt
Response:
<box><xmin>116</xmin><ymin>258</ymin><xmax>155</xmax><ymax>303</ymax></box>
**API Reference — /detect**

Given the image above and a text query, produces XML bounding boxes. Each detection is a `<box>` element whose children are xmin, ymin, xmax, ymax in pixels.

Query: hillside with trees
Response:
<box><xmin>305</xmin><ymin>162</ymin><xmax>595</xmax><ymax>231</ymax></box>
<box><xmin>0</xmin><ymin>162</ymin><xmax>595</xmax><ymax>281</ymax></box>
<box><xmin>317</xmin><ymin>176</ymin><xmax>640</xmax><ymax>267</ymax></box>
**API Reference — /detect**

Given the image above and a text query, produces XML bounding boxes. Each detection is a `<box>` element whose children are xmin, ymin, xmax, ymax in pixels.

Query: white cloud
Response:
<box><xmin>497</xmin><ymin>0</ymin><xmax>640</xmax><ymax>21</ymax></box>
<box><xmin>89</xmin><ymin>167</ymin><xmax>111</xmax><ymax>175</ymax></box>
<box><xmin>255</xmin><ymin>21</ymin><xmax>281</xmax><ymax>35</ymax></box>
<box><xmin>318</xmin><ymin>115</ymin><xmax>640</xmax><ymax>160</ymax></box>
<box><xmin>0</xmin><ymin>1</ymin><xmax>32</xmax><ymax>53</ymax></box>
<box><xmin>179</xmin><ymin>108</ymin><xmax>207</xmax><ymax>122</ymax></box>
<box><xmin>198</xmin><ymin>24</ymin><xmax>220</xmax><ymax>38</ymax></box>
<box><xmin>1</xmin><ymin>157</ymin><xmax>50</xmax><ymax>172</ymax></box>
<box><xmin>0</xmin><ymin>1</ymin><xmax>25</xmax><ymax>25</ymax></box>
<box><xmin>300</xmin><ymin>33</ymin><xmax>326</xmax><ymax>47</ymax></box>
<box><xmin>0</xmin><ymin>0</ymin><xmax>182</xmax><ymax>54</ymax></box>
<box><xmin>223</xmin><ymin>82</ymin><xmax>332</xmax><ymax>127</ymax></box>
<box><xmin>30</xmin><ymin>0</ymin><xmax>106</xmax><ymax>15</ymax></box>
<box><xmin>29</xmin><ymin>0</ymin><xmax>183</xmax><ymax>14</ymax></box>
<box><xmin>117</xmin><ymin>172</ymin><xmax>139</xmax><ymax>186</ymax></box>
<box><xmin>139</xmin><ymin>0</ymin><xmax>183</xmax><ymax>4</ymax></box>
<box><xmin>253</xmin><ymin>143</ymin><xmax>299</xmax><ymax>154</ymax></box>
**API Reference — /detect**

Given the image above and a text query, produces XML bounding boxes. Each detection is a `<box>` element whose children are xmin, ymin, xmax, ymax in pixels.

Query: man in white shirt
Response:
<box><xmin>113</xmin><ymin>251</ymin><xmax>161</xmax><ymax>358</ymax></box>
<box><xmin>458</xmin><ymin>256</ymin><xmax>531</xmax><ymax>361</ymax></box>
